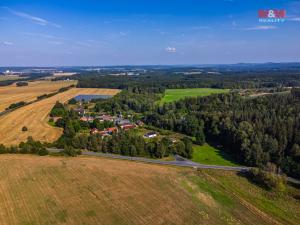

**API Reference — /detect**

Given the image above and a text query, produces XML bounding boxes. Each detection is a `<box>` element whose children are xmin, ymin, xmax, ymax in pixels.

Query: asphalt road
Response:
<box><xmin>47</xmin><ymin>148</ymin><xmax>300</xmax><ymax>184</ymax></box>
<box><xmin>47</xmin><ymin>148</ymin><xmax>250</xmax><ymax>171</ymax></box>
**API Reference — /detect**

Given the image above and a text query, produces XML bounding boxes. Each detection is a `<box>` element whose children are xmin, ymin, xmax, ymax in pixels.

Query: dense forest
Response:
<box><xmin>75</xmin><ymin>69</ymin><xmax>300</xmax><ymax>90</ymax></box>
<box><xmin>90</xmin><ymin>85</ymin><xmax>300</xmax><ymax>179</ymax></box>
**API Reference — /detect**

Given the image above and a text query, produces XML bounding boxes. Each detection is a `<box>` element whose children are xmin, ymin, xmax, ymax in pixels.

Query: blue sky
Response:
<box><xmin>0</xmin><ymin>0</ymin><xmax>299</xmax><ymax>66</ymax></box>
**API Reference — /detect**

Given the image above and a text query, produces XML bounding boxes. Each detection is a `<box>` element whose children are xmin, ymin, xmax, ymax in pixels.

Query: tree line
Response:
<box><xmin>0</xmin><ymin>137</ymin><xmax>49</xmax><ymax>156</ymax></box>
<box><xmin>75</xmin><ymin>68</ymin><xmax>300</xmax><ymax>90</ymax></box>
<box><xmin>55</xmin><ymin>131</ymin><xmax>193</xmax><ymax>159</ymax></box>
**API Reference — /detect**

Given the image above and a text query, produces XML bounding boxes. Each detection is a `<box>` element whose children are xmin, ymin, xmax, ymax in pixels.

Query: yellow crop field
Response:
<box><xmin>0</xmin><ymin>155</ymin><xmax>299</xmax><ymax>225</ymax></box>
<box><xmin>0</xmin><ymin>80</ymin><xmax>77</xmax><ymax>112</ymax></box>
<box><xmin>0</xmin><ymin>88</ymin><xmax>120</xmax><ymax>145</ymax></box>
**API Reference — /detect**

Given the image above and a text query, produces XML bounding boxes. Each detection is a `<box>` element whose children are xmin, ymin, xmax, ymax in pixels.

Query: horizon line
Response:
<box><xmin>1</xmin><ymin>61</ymin><xmax>300</xmax><ymax>68</ymax></box>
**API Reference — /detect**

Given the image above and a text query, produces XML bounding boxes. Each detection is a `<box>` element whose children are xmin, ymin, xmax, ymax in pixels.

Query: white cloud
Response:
<box><xmin>22</xmin><ymin>32</ymin><xmax>104</xmax><ymax>48</ymax></box>
<box><xmin>2</xmin><ymin>7</ymin><xmax>62</xmax><ymax>28</ymax></box>
<box><xmin>3</xmin><ymin>41</ymin><xmax>13</xmax><ymax>46</ymax></box>
<box><xmin>22</xmin><ymin>32</ymin><xmax>68</xmax><ymax>41</ymax></box>
<box><xmin>165</xmin><ymin>46</ymin><xmax>176</xmax><ymax>53</ymax></box>
<box><xmin>243</xmin><ymin>26</ymin><xmax>277</xmax><ymax>30</ymax></box>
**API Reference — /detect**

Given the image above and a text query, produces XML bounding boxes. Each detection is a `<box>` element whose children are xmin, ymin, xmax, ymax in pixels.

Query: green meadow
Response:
<box><xmin>192</xmin><ymin>144</ymin><xmax>240</xmax><ymax>167</ymax></box>
<box><xmin>161</xmin><ymin>88</ymin><xmax>229</xmax><ymax>103</ymax></box>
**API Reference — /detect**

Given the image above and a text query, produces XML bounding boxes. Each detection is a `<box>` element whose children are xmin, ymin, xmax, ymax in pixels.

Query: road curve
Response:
<box><xmin>47</xmin><ymin>148</ymin><xmax>250</xmax><ymax>171</ymax></box>
<box><xmin>47</xmin><ymin>148</ymin><xmax>300</xmax><ymax>184</ymax></box>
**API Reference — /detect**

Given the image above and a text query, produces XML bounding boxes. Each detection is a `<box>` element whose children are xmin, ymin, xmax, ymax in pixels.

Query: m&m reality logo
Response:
<box><xmin>258</xmin><ymin>9</ymin><xmax>286</xmax><ymax>23</ymax></box>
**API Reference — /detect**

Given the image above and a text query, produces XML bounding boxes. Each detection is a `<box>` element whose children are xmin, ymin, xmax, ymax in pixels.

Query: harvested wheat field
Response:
<box><xmin>0</xmin><ymin>88</ymin><xmax>120</xmax><ymax>145</ymax></box>
<box><xmin>0</xmin><ymin>155</ymin><xmax>299</xmax><ymax>225</ymax></box>
<box><xmin>0</xmin><ymin>80</ymin><xmax>77</xmax><ymax>112</ymax></box>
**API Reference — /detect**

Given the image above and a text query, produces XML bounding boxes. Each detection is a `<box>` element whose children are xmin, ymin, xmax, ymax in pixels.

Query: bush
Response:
<box><xmin>22</xmin><ymin>126</ymin><xmax>28</xmax><ymax>132</ymax></box>
<box><xmin>6</xmin><ymin>101</ymin><xmax>26</xmax><ymax>110</ymax></box>
<box><xmin>50</xmin><ymin>101</ymin><xmax>67</xmax><ymax>117</ymax></box>
<box><xmin>248</xmin><ymin>168</ymin><xmax>287</xmax><ymax>192</ymax></box>
<box><xmin>0</xmin><ymin>144</ymin><xmax>7</xmax><ymax>154</ymax></box>
<box><xmin>38</xmin><ymin>147</ymin><xmax>49</xmax><ymax>156</ymax></box>
<box><xmin>19</xmin><ymin>137</ymin><xmax>48</xmax><ymax>156</ymax></box>
<box><xmin>63</xmin><ymin>145</ymin><xmax>80</xmax><ymax>157</ymax></box>
<box><xmin>16</xmin><ymin>81</ymin><xmax>28</xmax><ymax>87</ymax></box>
<box><xmin>8</xmin><ymin>146</ymin><xmax>19</xmax><ymax>154</ymax></box>
<box><xmin>37</xmin><ymin>94</ymin><xmax>48</xmax><ymax>100</ymax></box>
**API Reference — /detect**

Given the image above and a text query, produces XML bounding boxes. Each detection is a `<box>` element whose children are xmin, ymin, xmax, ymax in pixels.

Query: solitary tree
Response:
<box><xmin>22</xmin><ymin>126</ymin><xmax>28</xmax><ymax>132</ymax></box>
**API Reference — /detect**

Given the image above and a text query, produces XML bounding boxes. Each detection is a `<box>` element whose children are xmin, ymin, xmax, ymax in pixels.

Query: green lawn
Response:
<box><xmin>161</xmin><ymin>88</ymin><xmax>229</xmax><ymax>103</ymax></box>
<box><xmin>192</xmin><ymin>144</ymin><xmax>240</xmax><ymax>167</ymax></box>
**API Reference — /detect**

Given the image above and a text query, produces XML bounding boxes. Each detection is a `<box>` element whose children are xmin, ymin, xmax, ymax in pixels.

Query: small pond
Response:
<box><xmin>74</xmin><ymin>94</ymin><xmax>113</xmax><ymax>101</ymax></box>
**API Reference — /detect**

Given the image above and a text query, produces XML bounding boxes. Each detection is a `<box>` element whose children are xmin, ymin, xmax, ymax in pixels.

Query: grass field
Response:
<box><xmin>0</xmin><ymin>155</ymin><xmax>298</xmax><ymax>225</ymax></box>
<box><xmin>0</xmin><ymin>88</ymin><xmax>120</xmax><ymax>146</ymax></box>
<box><xmin>161</xmin><ymin>88</ymin><xmax>229</xmax><ymax>103</ymax></box>
<box><xmin>192</xmin><ymin>144</ymin><xmax>240</xmax><ymax>167</ymax></box>
<box><xmin>0</xmin><ymin>80</ymin><xmax>77</xmax><ymax>112</ymax></box>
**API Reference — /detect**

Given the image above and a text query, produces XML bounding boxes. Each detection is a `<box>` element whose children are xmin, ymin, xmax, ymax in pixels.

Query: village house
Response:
<box><xmin>143</xmin><ymin>132</ymin><xmax>157</xmax><ymax>138</ymax></box>
<box><xmin>80</xmin><ymin>116</ymin><xmax>94</xmax><ymax>122</ymax></box>
<box><xmin>121</xmin><ymin>124</ymin><xmax>136</xmax><ymax>131</ymax></box>
<box><xmin>99</xmin><ymin>130</ymin><xmax>110</xmax><ymax>136</ymax></box>
<box><xmin>106</xmin><ymin>127</ymin><xmax>118</xmax><ymax>134</ymax></box>
<box><xmin>115</xmin><ymin>118</ymin><xmax>131</xmax><ymax>126</ymax></box>
<box><xmin>90</xmin><ymin>128</ymin><xmax>99</xmax><ymax>135</ymax></box>
<box><xmin>95</xmin><ymin>114</ymin><xmax>115</xmax><ymax>122</ymax></box>
<box><xmin>90</xmin><ymin>127</ymin><xmax>118</xmax><ymax>136</ymax></box>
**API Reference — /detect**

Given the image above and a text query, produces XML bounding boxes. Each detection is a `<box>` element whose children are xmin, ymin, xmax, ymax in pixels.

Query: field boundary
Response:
<box><xmin>0</xmin><ymin>85</ymin><xmax>75</xmax><ymax>117</ymax></box>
